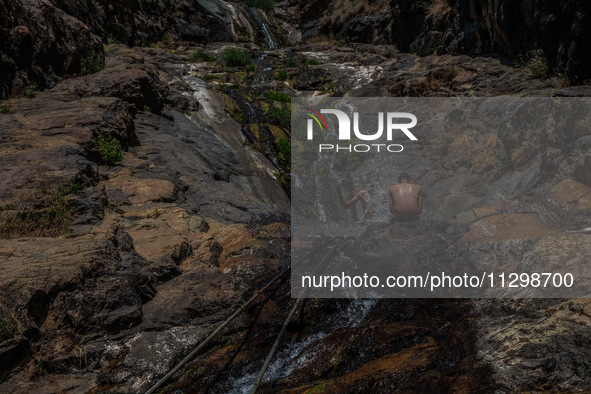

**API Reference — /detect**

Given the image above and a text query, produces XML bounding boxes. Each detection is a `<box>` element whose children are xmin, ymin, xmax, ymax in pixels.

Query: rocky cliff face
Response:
<box><xmin>0</xmin><ymin>44</ymin><xmax>290</xmax><ymax>391</ymax></box>
<box><xmin>1</xmin><ymin>0</ymin><xmax>591</xmax><ymax>392</ymax></box>
<box><xmin>2</xmin><ymin>0</ymin><xmax>591</xmax><ymax>100</ymax></box>
<box><xmin>0</xmin><ymin>0</ymin><xmax>284</xmax><ymax>99</ymax></box>
<box><xmin>393</xmin><ymin>0</ymin><xmax>591</xmax><ymax>80</ymax></box>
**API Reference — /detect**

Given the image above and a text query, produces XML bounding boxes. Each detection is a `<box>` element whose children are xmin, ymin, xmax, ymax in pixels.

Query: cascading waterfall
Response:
<box><xmin>245</xmin><ymin>6</ymin><xmax>277</xmax><ymax>49</ymax></box>
<box><xmin>228</xmin><ymin>298</ymin><xmax>377</xmax><ymax>393</ymax></box>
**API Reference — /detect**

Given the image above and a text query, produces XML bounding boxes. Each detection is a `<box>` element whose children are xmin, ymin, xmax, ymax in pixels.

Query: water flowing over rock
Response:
<box><xmin>1</xmin><ymin>0</ymin><xmax>591</xmax><ymax>392</ymax></box>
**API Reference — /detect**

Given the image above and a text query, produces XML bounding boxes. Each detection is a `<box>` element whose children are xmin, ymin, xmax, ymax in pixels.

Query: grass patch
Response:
<box><xmin>150</xmin><ymin>33</ymin><xmax>176</xmax><ymax>49</ymax></box>
<box><xmin>223</xmin><ymin>48</ymin><xmax>251</xmax><ymax>67</ymax></box>
<box><xmin>307</xmin><ymin>59</ymin><xmax>322</xmax><ymax>65</ymax></box>
<box><xmin>0</xmin><ymin>180</ymin><xmax>84</xmax><ymax>238</ymax></box>
<box><xmin>267</xmin><ymin>105</ymin><xmax>290</xmax><ymax>129</ymax></box>
<box><xmin>284</xmin><ymin>58</ymin><xmax>298</xmax><ymax>67</ymax></box>
<box><xmin>80</xmin><ymin>50</ymin><xmax>105</xmax><ymax>75</ymax></box>
<box><xmin>555</xmin><ymin>73</ymin><xmax>571</xmax><ymax>88</ymax></box>
<box><xmin>426</xmin><ymin>0</ymin><xmax>453</xmax><ymax>26</ymax></box>
<box><xmin>307</xmin><ymin>380</ymin><xmax>327</xmax><ymax>394</ymax></box>
<box><xmin>245</xmin><ymin>0</ymin><xmax>275</xmax><ymax>11</ymax></box>
<box><xmin>275</xmin><ymin>70</ymin><xmax>288</xmax><ymax>81</ymax></box>
<box><xmin>188</xmin><ymin>49</ymin><xmax>215</xmax><ymax>62</ymax></box>
<box><xmin>265</xmin><ymin>91</ymin><xmax>291</xmax><ymax>102</ymax></box>
<box><xmin>276</xmin><ymin>136</ymin><xmax>291</xmax><ymax>162</ymax></box>
<box><xmin>0</xmin><ymin>305</ymin><xmax>19</xmax><ymax>341</ymax></box>
<box><xmin>96</xmin><ymin>133</ymin><xmax>124</xmax><ymax>165</ymax></box>
<box><xmin>273</xmin><ymin>172</ymin><xmax>289</xmax><ymax>189</ymax></box>
<box><xmin>24</xmin><ymin>81</ymin><xmax>37</xmax><ymax>99</ymax></box>
<box><xmin>521</xmin><ymin>49</ymin><xmax>551</xmax><ymax>78</ymax></box>
<box><xmin>0</xmin><ymin>103</ymin><xmax>11</xmax><ymax>114</ymax></box>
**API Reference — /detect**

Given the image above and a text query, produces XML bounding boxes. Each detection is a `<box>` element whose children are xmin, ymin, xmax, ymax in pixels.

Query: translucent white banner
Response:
<box><xmin>291</xmin><ymin>97</ymin><xmax>591</xmax><ymax>298</ymax></box>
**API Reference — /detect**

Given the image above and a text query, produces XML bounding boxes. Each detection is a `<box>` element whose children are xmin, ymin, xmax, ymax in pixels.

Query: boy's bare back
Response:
<box><xmin>389</xmin><ymin>183</ymin><xmax>422</xmax><ymax>221</ymax></box>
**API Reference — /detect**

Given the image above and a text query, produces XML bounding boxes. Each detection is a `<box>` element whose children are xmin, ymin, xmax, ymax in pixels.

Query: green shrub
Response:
<box><xmin>96</xmin><ymin>133</ymin><xmax>123</xmax><ymax>165</ymax></box>
<box><xmin>307</xmin><ymin>59</ymin><xmax>321</xmax><ymax>65</ymax></box>
<box><xmin>275</xmin><ymin>70</ymin><xmax>288</xmax><ymax>81</ymax></box>
<box><xmin>149</xmin><ymin>33</ymin><xmax>176</xmax><ymax>49</ymax></box>
<box><xmin>245</xmin><ymin>0</ymin><xmax>275</xmax><ymax>11</ymax></box>
<box><xmin>284</xmin><ymin>58</ymin><xmax>298</xmax><ymax>67</ymax></box>
<box><xmin>81</xmin><ymin>50</ymin><xmax>105</xmax><ymax>75</ymax></box>
<box><xmin>159</xmin><ymin>33</ymin><xmax>175</xmax><ymax>47</ymax></box>
<box><xmin>273</xmin><ymin>172</ymin><xmax>289</xmax><ymax>191</ymax></box>
<box><xmin>265</xmin><ymin>91</ymin><xmax>291</xmax><ymax>102</ymax></box>
<box><xmin>188</xmin><ymin>49</ymin><xmax>214</xmax><ymax>62</ymax></box>
<box><xmin>24</xmin><ymin>81</ymin><xmax>37</xmax><ymax>99</ymax></box>
<box><xmin>276</xmin><ymin>136</ymin><xmax>291</xmax><ymax>160</ymax></box>
<box><xmin>267</xmin><ymin>105</ymin><xmax>290</xmax><ymax>129</ymax></box>
<box><xmin>246</xmin><ymin>65</ymin><xmax>256</xmax><ymax>72</ymax></box>
<box><xmin>223</xmin><ymin>48</ymin><xmax>251</xmax><ymax>67</ymax></box>
<box><xmin>523</xmin><ymin>49</ymin><xmax>550</xmax><ymax>78</ymax></box>
<box><xmin>0</xmin><ymin>104</ymin><xmax>11</xmax><ymax>114</ymax></box>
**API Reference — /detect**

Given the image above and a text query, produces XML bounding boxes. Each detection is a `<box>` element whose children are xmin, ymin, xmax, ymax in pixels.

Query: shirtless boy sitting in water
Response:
<box><xmin>389</xmin><ymin>172</ymin><xmax>422</xmax><ymax>222</ymax></box>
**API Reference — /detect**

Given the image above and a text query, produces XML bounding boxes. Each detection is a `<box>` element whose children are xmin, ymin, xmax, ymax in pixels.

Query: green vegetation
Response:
<box><xmin>245</xmin><ymin>0</ymin><xmax>275</xmax><ymax>11</ymax></box>
<box><xmin>426</xmin><ymin>0</ymin><xmax>453</xmax><ymax>25</ymax></box>
<box><xmin>275</xmin><ymin>70</ymin><xmax>288</xmax><ymax>81</ymax></box>
<box><xmin>273</xmin><ymin>172</ymin><xmax>289</xmax><ymax>189</ymax></box>
<box><xmin>307</xmin><ymin>59</ymin><xmax>322</xmax><ymax>65</ymax></box>
<box><xmin>307</xmin><ymin>380</ymin><xmax>327</xmax><ymax>394</ymax></box>
<box><xmin>246</xmin><ymin>64</ymin><xmax>256</xmax><ymax>72</ymax></box>
<box><xmin>0</xmin><ymin>103</ymin><xmax>11</xmax><ymax>114</ymax></box>
<box><xmin>96</xmin><ymin>133</ymin><xmax>124</xmax><ymax>165</ymax></box>
<box><xmin>0</xmin><ymin>180</ymin><xmax>84</xmax><ymax>238</ymax></box>
<box><xmin>265</xmin><ymin>91</ymin><xmax>290</xmax><ymax>102</ymax></box>
<box><xmin>267</xmin><ymin>105</ymin><xmax>290</xmax><ymax>129</ymax></box>
<box><xmin>36</xmin><ymin>361</ymin><xmax>48</xmax><ymax>376</ymax></box>
<box><xmin>160</xmin><ymin>33</ymin><xmax>175</xmax><ymax>47</ymax></box>
<box><xmin>555</xmin><ymin>73</ymin><xmax>571</xmax><ymax>88</ymax></box>
<box><xmin>188</xmin><ymin>49</ymin><xmax>215</xmax><ymax>62</ymax></box>
<box><xmin>80</xmin><ymin>50</ymin><xmax>105</xmax><ymax>75</ymax></box>
<box><xmin>223</xmin><ymin>48</ymin><xmax>251</xmax><ymax>67</ymax></box>
<box><xmin>0</xmin><ymin>305</ymin><xmax>19</xmax><ymax>341</ymax></box>
<box><xmin>284</xmin><ymin>58</ymin><xmax>298</xmax><ymax>67</ymax></box>
<box><xmin>523</xmin><ymin>49</ymin><xmax>550</xmax><ymax>78</ymax></box>
<box><xmin>150</xmin><ymin>33</ymin><xmax>176</xmax><ymax>50</ymax></box>
<box><xmin>58</xmin><ymin>180</ymin><xmax>85</xmax><ymax>196</ymax></box>
<box><xmin>276</xmin><ymin>136</ymin><xmax>291</xmax><ymax>162</ymax></box>
<box><xmin>24</xmin><ymin>81</ymin><xmax>37</xmax><ymax>99</ymax></box>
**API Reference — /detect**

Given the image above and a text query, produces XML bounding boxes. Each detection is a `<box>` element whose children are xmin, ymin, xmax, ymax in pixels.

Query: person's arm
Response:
<box><xmin>337</xmin><ymin>180</ymin><xmax>359</xmax><ymax>208</ymax></box>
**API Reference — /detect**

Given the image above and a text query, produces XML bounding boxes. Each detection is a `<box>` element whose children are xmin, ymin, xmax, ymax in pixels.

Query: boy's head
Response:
<box><xmin>398</xmin><ymin>172</ymin><xmax>412</xmax><ymax>183</ymax></box>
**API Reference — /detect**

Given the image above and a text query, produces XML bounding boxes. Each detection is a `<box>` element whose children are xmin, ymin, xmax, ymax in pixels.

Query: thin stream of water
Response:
<box><xmin>227</xmin><ymin>298</ymin><xmax>377</xmax><ymax>393</ymax></box>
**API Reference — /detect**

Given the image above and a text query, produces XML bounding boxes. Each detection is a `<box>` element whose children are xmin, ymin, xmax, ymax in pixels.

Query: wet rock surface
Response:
<box><xmin>0</xmin><ymin>2</ymin><xmax>590</xmax><ymax>392</ymax></box>
<box><xmin>0</xmin><ymin>45</ymin><xmax>290</xmax><ymax>392</ymax></box>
